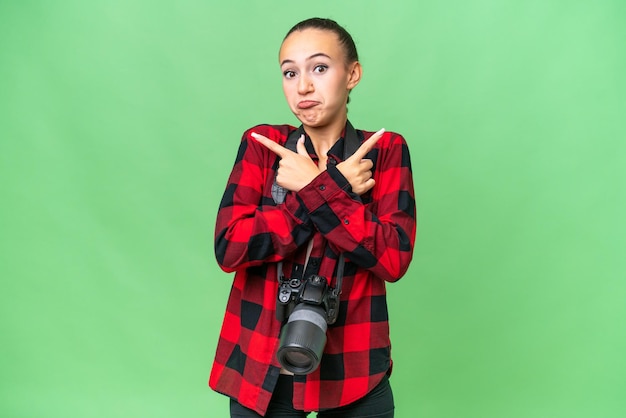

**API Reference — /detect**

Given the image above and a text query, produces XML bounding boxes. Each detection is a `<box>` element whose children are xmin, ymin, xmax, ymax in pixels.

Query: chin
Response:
<box><xmin>293</xmin><ymin>112</ymin><xmax>326</xmax><ymax>128</ymax></box>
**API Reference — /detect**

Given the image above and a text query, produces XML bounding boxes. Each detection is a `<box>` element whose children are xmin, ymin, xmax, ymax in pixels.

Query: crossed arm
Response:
<box><xmin>251</xmin><ymin>128</ymin><xmax>385</xmax><ymax>196</ymax></box>
<box><xmin>215</xmin><ymin>126</ymin><xmax>416</xmax><ymax>282</ymax></box>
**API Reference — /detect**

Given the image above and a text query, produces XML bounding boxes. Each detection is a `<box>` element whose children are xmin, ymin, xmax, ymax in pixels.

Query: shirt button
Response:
<box><xmin>319</xmin><ymin>185</ymin><xmax>326</xmax><ymax>191</ymax></box>
<box><xmin>343</xmin><ymin>219</ymin><xmax>350</xmax><ymax>224</ymax></box>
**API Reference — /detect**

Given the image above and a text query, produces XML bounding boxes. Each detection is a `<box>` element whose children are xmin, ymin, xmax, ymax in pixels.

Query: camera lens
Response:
<box><xmin>277</xmin><ymin>304</ymin><xmax>327</xmax><ymax>375</ymax></box>
<box><xmin>283</xmin><ymin>351</ymin><xmax>311</xmax><ymax>368</ymax></box>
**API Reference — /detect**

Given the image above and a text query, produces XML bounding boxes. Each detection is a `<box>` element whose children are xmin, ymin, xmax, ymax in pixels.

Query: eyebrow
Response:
<box><xmin>280</xmin><ymin>53</ymin><xmax>332</xmax><ymax>67</ymax></box>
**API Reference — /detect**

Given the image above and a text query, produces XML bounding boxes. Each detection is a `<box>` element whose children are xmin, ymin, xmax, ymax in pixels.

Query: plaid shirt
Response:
<box><xmin>209</xmin><ymin>121</ymin><xmax>416</xmax><ymax>415</ymax></box>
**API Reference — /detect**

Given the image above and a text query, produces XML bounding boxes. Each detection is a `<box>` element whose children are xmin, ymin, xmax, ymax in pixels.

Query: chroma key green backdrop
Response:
<box><xmin>1</xmin><ymin>1</ymin><xmax>624</xmax><ymax>417</ymax></box>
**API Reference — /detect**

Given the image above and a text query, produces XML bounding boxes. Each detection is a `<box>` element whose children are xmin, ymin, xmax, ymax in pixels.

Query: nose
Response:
<box><xmin>297</xmin><ymin>73</ymin><xmax>314</xmax><ymax>95</ymax></box>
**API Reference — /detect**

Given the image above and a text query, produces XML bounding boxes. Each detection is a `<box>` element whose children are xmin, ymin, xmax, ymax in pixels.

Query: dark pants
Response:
<box><xmin>230</xmin><ymin>374</ymin><xmax>394</xmax><ymax>418</ymax></box>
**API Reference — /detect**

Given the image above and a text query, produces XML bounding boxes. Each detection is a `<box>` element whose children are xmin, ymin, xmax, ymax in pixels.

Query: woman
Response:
<box><xmin>210</xmin><ymin>18</ymin><xmax>416</xmax><ymax>417</ymax></box>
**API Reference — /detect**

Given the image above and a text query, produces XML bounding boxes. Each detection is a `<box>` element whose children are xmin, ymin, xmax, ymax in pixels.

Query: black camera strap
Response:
<box><xmin>276</xmin><ymin>252</ymin><xmax>345</xmax><ymax>295</ymax></box>
<box><xmin>275</xmin><ymin>121</ymin><xmax>360</xmax><ymax>293</ymax></box>
<box><xmin>332</xmin><ymin>252</ymin><xmax>345</xmax><ymax>299</ymax></box>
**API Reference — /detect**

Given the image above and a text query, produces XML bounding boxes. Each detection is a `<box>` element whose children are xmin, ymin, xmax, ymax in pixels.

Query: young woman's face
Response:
<box><xmin>279</xmin><ymin>28</ymin><xmax>360</xmax><ymax>129</ymax></box>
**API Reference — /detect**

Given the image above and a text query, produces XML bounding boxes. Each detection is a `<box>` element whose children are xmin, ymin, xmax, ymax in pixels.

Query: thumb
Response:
<box><xmin>296</xmin><ymin>134</ymin><xmax>308</xmax><ymax>156</ymax></box>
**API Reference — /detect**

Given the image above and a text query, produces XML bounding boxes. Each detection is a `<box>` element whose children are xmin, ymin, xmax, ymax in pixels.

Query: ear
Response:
<box><xmin>346</xmin><ymin>61</ymin><xmax>362</xmax><ymax>90</ymax></box>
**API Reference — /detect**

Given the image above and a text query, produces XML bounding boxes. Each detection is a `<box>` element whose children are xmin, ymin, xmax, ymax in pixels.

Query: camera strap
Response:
<box><xmin>274</xmin><ymin>121</ymin><xmax>360</xmax><ymax>293</ymax></box>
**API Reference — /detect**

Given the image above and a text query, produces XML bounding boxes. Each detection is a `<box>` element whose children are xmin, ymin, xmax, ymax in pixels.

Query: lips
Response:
<box><xmin>297</xmin><ymin>100</ymin><xmax>319</xmax><ymax>109</ymax></box>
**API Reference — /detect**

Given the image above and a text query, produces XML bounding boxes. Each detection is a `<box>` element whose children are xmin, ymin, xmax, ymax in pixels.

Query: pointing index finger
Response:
<box><xmin>251</xmin><ymin>132</ymin><xmax>288</xmax><ymax>158</ymax></box>
<box><xmin>352</xmin><ymin>128</ymin><xmax>385</xmax><ymax>159</ymax></box>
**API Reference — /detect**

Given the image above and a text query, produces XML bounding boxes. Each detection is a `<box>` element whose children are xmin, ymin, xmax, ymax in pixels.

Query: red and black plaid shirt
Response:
<box><xmin>209</xmin><ymin>121</ymin><xmax>416</xmax><ymax>415</ymax></box>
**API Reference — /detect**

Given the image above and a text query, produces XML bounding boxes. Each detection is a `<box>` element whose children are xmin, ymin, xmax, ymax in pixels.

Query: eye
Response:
<box><xmin>283</xmin><ymin>70</ymin><xmax>296</xmax><ymax>79</ymax></box>
<box><xmin>313</xmin><ymin>65</ymin><xmax>328</xmax><ymax>74</ymax></box>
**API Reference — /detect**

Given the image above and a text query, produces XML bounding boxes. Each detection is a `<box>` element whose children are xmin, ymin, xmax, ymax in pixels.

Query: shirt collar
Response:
<box><xmin>294</xmin><ymin>120</ymin><xmax>360</xmax><ymax>163</ymax></box>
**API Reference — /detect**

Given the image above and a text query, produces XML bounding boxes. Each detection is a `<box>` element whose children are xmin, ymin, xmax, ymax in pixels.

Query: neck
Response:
<box><xmin>304</xmin><ymin>116</ymin><xmax>347</xmax><ymax>157</ymax></box>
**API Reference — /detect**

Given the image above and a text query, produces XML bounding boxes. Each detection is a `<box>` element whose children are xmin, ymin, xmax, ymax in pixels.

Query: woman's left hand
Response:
<box><xmin>336</xmin><ymin>128</ymin><xmax>384</xmax><ymax>195</ymax></box>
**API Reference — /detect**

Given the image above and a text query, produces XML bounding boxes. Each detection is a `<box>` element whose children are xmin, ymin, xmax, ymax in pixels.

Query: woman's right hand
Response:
<box><xmin>251</xmin><ymin>132</ymin><xmax>321</xmax><ymax>192</ymax></box>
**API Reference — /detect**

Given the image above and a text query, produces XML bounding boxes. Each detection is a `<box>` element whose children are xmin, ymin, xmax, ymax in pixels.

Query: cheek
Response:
<box><xmin>282</xmin><ymin>81</ymin><xmax>295</xmax><ymax>98</ymax></box>
<box><xmin>282</xmin><ymin>84</ymin><xmax>299</xmax><ymax>110</ymax></box>
<box><xmin>326</xmin><ymin>78</ymin><xmax>349</xmax><ymax>101</ymax></box>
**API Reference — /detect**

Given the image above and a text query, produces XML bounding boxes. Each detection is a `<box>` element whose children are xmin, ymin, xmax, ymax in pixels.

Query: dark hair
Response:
<box><xmin>284</xmin><ymin>18</ymin><xmax>359</xmax><ymax>64</ymax></box>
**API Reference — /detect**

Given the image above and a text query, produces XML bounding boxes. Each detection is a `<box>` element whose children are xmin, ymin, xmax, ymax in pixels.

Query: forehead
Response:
<box><xmin>279</xmin><ymin>28</ymin><xmax>343</xmax><ymax>63</ymax></box>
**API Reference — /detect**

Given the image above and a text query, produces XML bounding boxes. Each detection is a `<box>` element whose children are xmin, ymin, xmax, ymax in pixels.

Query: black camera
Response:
<box><xmin>276</xmin><ymin>274</ymin><xmax>340</xmax><ymax>374</ymax></box>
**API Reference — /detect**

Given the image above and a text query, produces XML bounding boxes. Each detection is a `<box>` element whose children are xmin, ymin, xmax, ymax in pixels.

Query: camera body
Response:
<box><xmin>276</xmin><ymin>274</ymin><xmax>341</xmax><ymax>374</ymax></box>
<box><xmin>276</xmin><ymin>274</ymin><xmax>339</xmax><ymax>324</ymax></box>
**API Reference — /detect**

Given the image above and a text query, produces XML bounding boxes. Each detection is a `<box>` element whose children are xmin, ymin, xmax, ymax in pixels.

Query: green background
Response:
<box><xmin>1</xmin><ymin>1</ymin><xmax>624</xmax><ymax>417</ymax></box>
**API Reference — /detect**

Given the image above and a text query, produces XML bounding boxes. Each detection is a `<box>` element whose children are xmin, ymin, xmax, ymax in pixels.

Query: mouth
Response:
<box><xmin>297</xmin><ymin>100</ymin><xmax>319</xmax><ymax>110</ymax></box>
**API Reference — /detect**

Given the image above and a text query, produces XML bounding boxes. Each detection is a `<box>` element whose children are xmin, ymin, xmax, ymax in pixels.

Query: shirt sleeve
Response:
<box><xmin>295</xmin><ymin>131</ymin><xmax>416</xmax><ymax>282</ymax></box>
<box><xmin>214</xmin><ymin>126</ymin><xmax>314</xmax><ymax>273</ymax></box>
